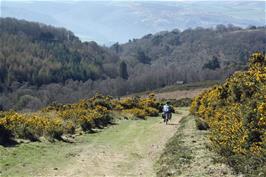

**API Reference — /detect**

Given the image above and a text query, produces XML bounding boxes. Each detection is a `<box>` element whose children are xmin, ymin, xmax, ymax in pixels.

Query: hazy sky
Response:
<box><xmin>1</xmin><ymin>0</ymin><xmax>266</xmax><ymax>1</ymax></box>
<box><xmin>1</xmin><ymin>0</ymin><xmax>265</xmax><ymax>45</ymax></box>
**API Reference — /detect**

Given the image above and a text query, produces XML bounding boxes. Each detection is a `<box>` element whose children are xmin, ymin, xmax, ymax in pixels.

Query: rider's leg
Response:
<box><xmin>165</xmin><ymin>113</ymin><xmax>169</xmax><ymax>124</ymax></box>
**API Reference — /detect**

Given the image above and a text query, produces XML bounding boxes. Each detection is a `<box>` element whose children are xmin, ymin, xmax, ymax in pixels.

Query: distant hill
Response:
<box><xmin>111</xmin><ymin>25</ymin><xmax>266</xmax><ymax>92</ymax></box>
<box><xmin>1</xmin><ymin>1</ymin><xmax>265</xmax><ymax>44</ymax></box>
<box><xmin>0</xmin><ymin>18</ymin><xmax>265</xmax><ymax>111</ymax></box>
<box><xmin>0</xmin><ymin>18</ymin><xmax>122</xmax><ymax>110</ymax></box>
<box><xmin>0</xmin><ymin>17</ymin><xmax>121</xmax><ymax>86</ymax></box>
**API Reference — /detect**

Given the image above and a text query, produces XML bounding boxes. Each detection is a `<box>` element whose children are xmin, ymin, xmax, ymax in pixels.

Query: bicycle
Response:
<box><xmin>163</xmin><ymin>112</ymin><xmax>171</xmax><ymax>125</ymax></box>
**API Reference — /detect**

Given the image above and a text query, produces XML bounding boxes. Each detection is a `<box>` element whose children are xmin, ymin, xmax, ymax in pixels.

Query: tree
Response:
<box><xmin>119</xmin><ymin>61</ymin><xmax>128</xmax><ymax>80</ymax></box>
<box><xmin>136</xmin><ymin>50</ymin><xmax>151</xmax><ymax>64</ymax></box>
<box><xmin>112</xmin><ymin>42</ymin><xmax>120</xmax><ymax>53</ymax></box>
<box><xmin>203</xmin><ymin>56</ymin><xmax>221</xmax><ymax>70</ymax></box>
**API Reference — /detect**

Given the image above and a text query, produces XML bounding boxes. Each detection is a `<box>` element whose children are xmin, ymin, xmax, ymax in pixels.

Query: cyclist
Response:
<box><xmin>162</xmin><ymin>102</ymin><xmax>171</xmax><ymax>124</ymax></box>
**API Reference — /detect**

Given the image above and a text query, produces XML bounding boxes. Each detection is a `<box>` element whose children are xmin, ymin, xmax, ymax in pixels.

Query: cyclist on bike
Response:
<box><xmin>162</xmin><ymin>102</ymin><xmax>171</xmax><ymax>124</ymax></box>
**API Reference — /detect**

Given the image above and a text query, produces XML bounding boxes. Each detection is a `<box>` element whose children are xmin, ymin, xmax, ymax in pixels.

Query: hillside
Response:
<box><xmin>1</xmin><ymin>2</ymin><xmax>265</xmax><ymax>176</ymax></box>
<box><xmin>112</xmin><ymin>26</ymin><xmax>266</xmax><ymax>92</ymax></box>
<box><xmin>0</xmin><ymin>18</ymin><xmax>122</xmax><ymax>110</ymax></box>
<box><xmin>0</xmin><ymin>18</ymin><xmax>120</xmax><ymax>86</ymax></box>
<box><xmin>1</xmin><ymin>52</ymin><xmax>265</xmax><ymax>176</ymax></box>
<box><xmin>0</xmin><ymin>18</ymin><xmax>265</xmax><ymax>111</ymax></box>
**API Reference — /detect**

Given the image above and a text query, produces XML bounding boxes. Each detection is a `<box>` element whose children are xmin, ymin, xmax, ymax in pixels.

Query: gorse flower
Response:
<box><xmin>0</xmin><ymin>93</ymin><xmax>160</xmax><ymax>142</ymax></box>
<box><xmin>190</xmin><ymin>52</ymin><xmax>266</xmax><ymax>157</ymax></box>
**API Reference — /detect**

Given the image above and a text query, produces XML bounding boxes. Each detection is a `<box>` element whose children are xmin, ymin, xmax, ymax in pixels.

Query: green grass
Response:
<box><xmin>79</xmin><ymin>117</ymin><xmax>159</xmax><ymax>150</ymax></box>
<box><xmin>0</xmin><ymin>141</ymin><xmax>76</xmax><ymax>177</ymax></box>
<box><xmin>0</xmin><ymin>119</ymin><xmax>145</xmax><ymax>176</ymax></box>
<box><xmin>0</xmin><ymin>111</ymin><xmax>185</xmax><ymax>177</ymax></box>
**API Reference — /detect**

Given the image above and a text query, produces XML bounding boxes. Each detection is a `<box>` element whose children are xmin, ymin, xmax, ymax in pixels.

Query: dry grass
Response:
<box><xmin>154</xmin><ymin>88</ymin><xmax>209</xmax><ymax>100</ymax></box>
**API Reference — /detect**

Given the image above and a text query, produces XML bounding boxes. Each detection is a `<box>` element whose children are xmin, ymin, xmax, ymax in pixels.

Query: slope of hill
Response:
<box><xmin>0</xmin><ymin>18</ymin><xmax>265</xmax><ymax>111</ymax></box>
<box><xmin>0</xmin><ymin>17</ymin><xmax>120</xmax><ymax>86</ymax></box>
<box><xmin>0</xmin><ymin>18</ymin><xmax>122</xmax><ymax>110</ymax></box>
<box><xmin>112</xmin><ymin>26</ymin><xmax>266</xmax><ymax>90</ymax></box>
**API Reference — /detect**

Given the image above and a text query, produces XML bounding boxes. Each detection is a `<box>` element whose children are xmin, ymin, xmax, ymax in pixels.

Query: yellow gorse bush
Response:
<box><xmin>0</xmin><ymin>112</ymin><xmax>63</xmax><ymax>140</ymax></box>
<box><xmin>119</xmin><ymin>93</ymin><xmax>159</xmax><ymax>118</ymax></box>
<box><xmin>0</xmin><ymin>93</ymin><xmax>160</xmax><ymax>142</ymax></box>
<box><xmin>190</xmin><ymin>52</ymin><xmax>266</xmax><ymax>157</ymax></box>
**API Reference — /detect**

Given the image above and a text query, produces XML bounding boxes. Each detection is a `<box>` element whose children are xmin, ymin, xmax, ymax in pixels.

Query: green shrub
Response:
<box><xmin>0</xmin><ymin>125</ymin><xmax>13</xmax><ymax>145</ymax></box>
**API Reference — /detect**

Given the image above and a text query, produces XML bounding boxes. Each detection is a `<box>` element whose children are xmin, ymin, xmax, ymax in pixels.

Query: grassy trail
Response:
<box><xmin>156</xmin><ymin>115</ymin><xmax>240</xmax><ymax>177</ymax></box>
<box><xmin>0</xmin><ymin>108</ymin><xmax>189</xmax><ymax>177</ymax></box>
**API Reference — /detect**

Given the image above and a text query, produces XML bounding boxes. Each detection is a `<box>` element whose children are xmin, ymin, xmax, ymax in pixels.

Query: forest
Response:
<box><xmin>0</xmin><ymin>17</ymin><xmax>265</xmax><ymax>111</ymax></box>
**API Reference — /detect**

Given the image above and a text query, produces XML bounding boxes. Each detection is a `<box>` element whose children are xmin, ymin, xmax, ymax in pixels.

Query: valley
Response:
<box><xmin>0</xmin><ymin>2</ymin><xmax>265</xmax><ymax>176</ymax></box>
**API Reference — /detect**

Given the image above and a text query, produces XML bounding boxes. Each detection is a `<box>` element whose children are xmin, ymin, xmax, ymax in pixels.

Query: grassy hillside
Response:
<box><xmin>190</xmin><ymin>52</ymin><xmax>266</xmax><ymax>176</ymax></box>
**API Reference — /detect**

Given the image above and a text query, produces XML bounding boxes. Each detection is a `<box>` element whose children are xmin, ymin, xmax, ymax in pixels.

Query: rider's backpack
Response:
<box><xmin>163</xmin><ymin>105</ymin><xmax>170</xmax><ymax>112</ymax></box>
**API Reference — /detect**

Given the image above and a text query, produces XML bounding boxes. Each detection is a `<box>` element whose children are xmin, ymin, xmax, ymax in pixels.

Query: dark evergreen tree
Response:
<box><xmin>111</xmin><ymin>42</ymin><xmax>120</xmax><ymax>53</ymax></box>
<box><xmin>119</xmin><ymin>61</ymin><xmax>128</xmax><ymax>80</ymax></box>
<box><xmin>203</xmin><ymin>56</ymin><xmax>221</xmax><ymax>70</ymax></box>
<box><xmin>136</xmin><ymin>50</ymin><xmax>151</xmax><ymax>64</ymax></box>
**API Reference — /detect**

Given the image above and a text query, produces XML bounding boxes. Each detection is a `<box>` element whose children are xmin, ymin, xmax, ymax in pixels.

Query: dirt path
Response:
<box><xmin>40</xmin><ymin>109</ymin><xmax>189</xmax><ymax>177</ymax></box>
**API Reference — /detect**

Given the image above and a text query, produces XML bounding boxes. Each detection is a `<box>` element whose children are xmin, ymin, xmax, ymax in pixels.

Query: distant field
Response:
<box><xmin>154</xmin><ymin>88</ymin><xmax>208</xmax><ymax>100</ymax></box>
<box><xmin>124</xmin><ymin>80</ymin><xmax>219</xmax><ymax>100</ymax></box>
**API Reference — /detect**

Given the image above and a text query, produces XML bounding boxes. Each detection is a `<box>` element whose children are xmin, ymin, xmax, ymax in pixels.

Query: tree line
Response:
<box><xmin>0</xmin><ymin>18</ymin><xmax>265</xmax><ymax>111</ymax></box>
